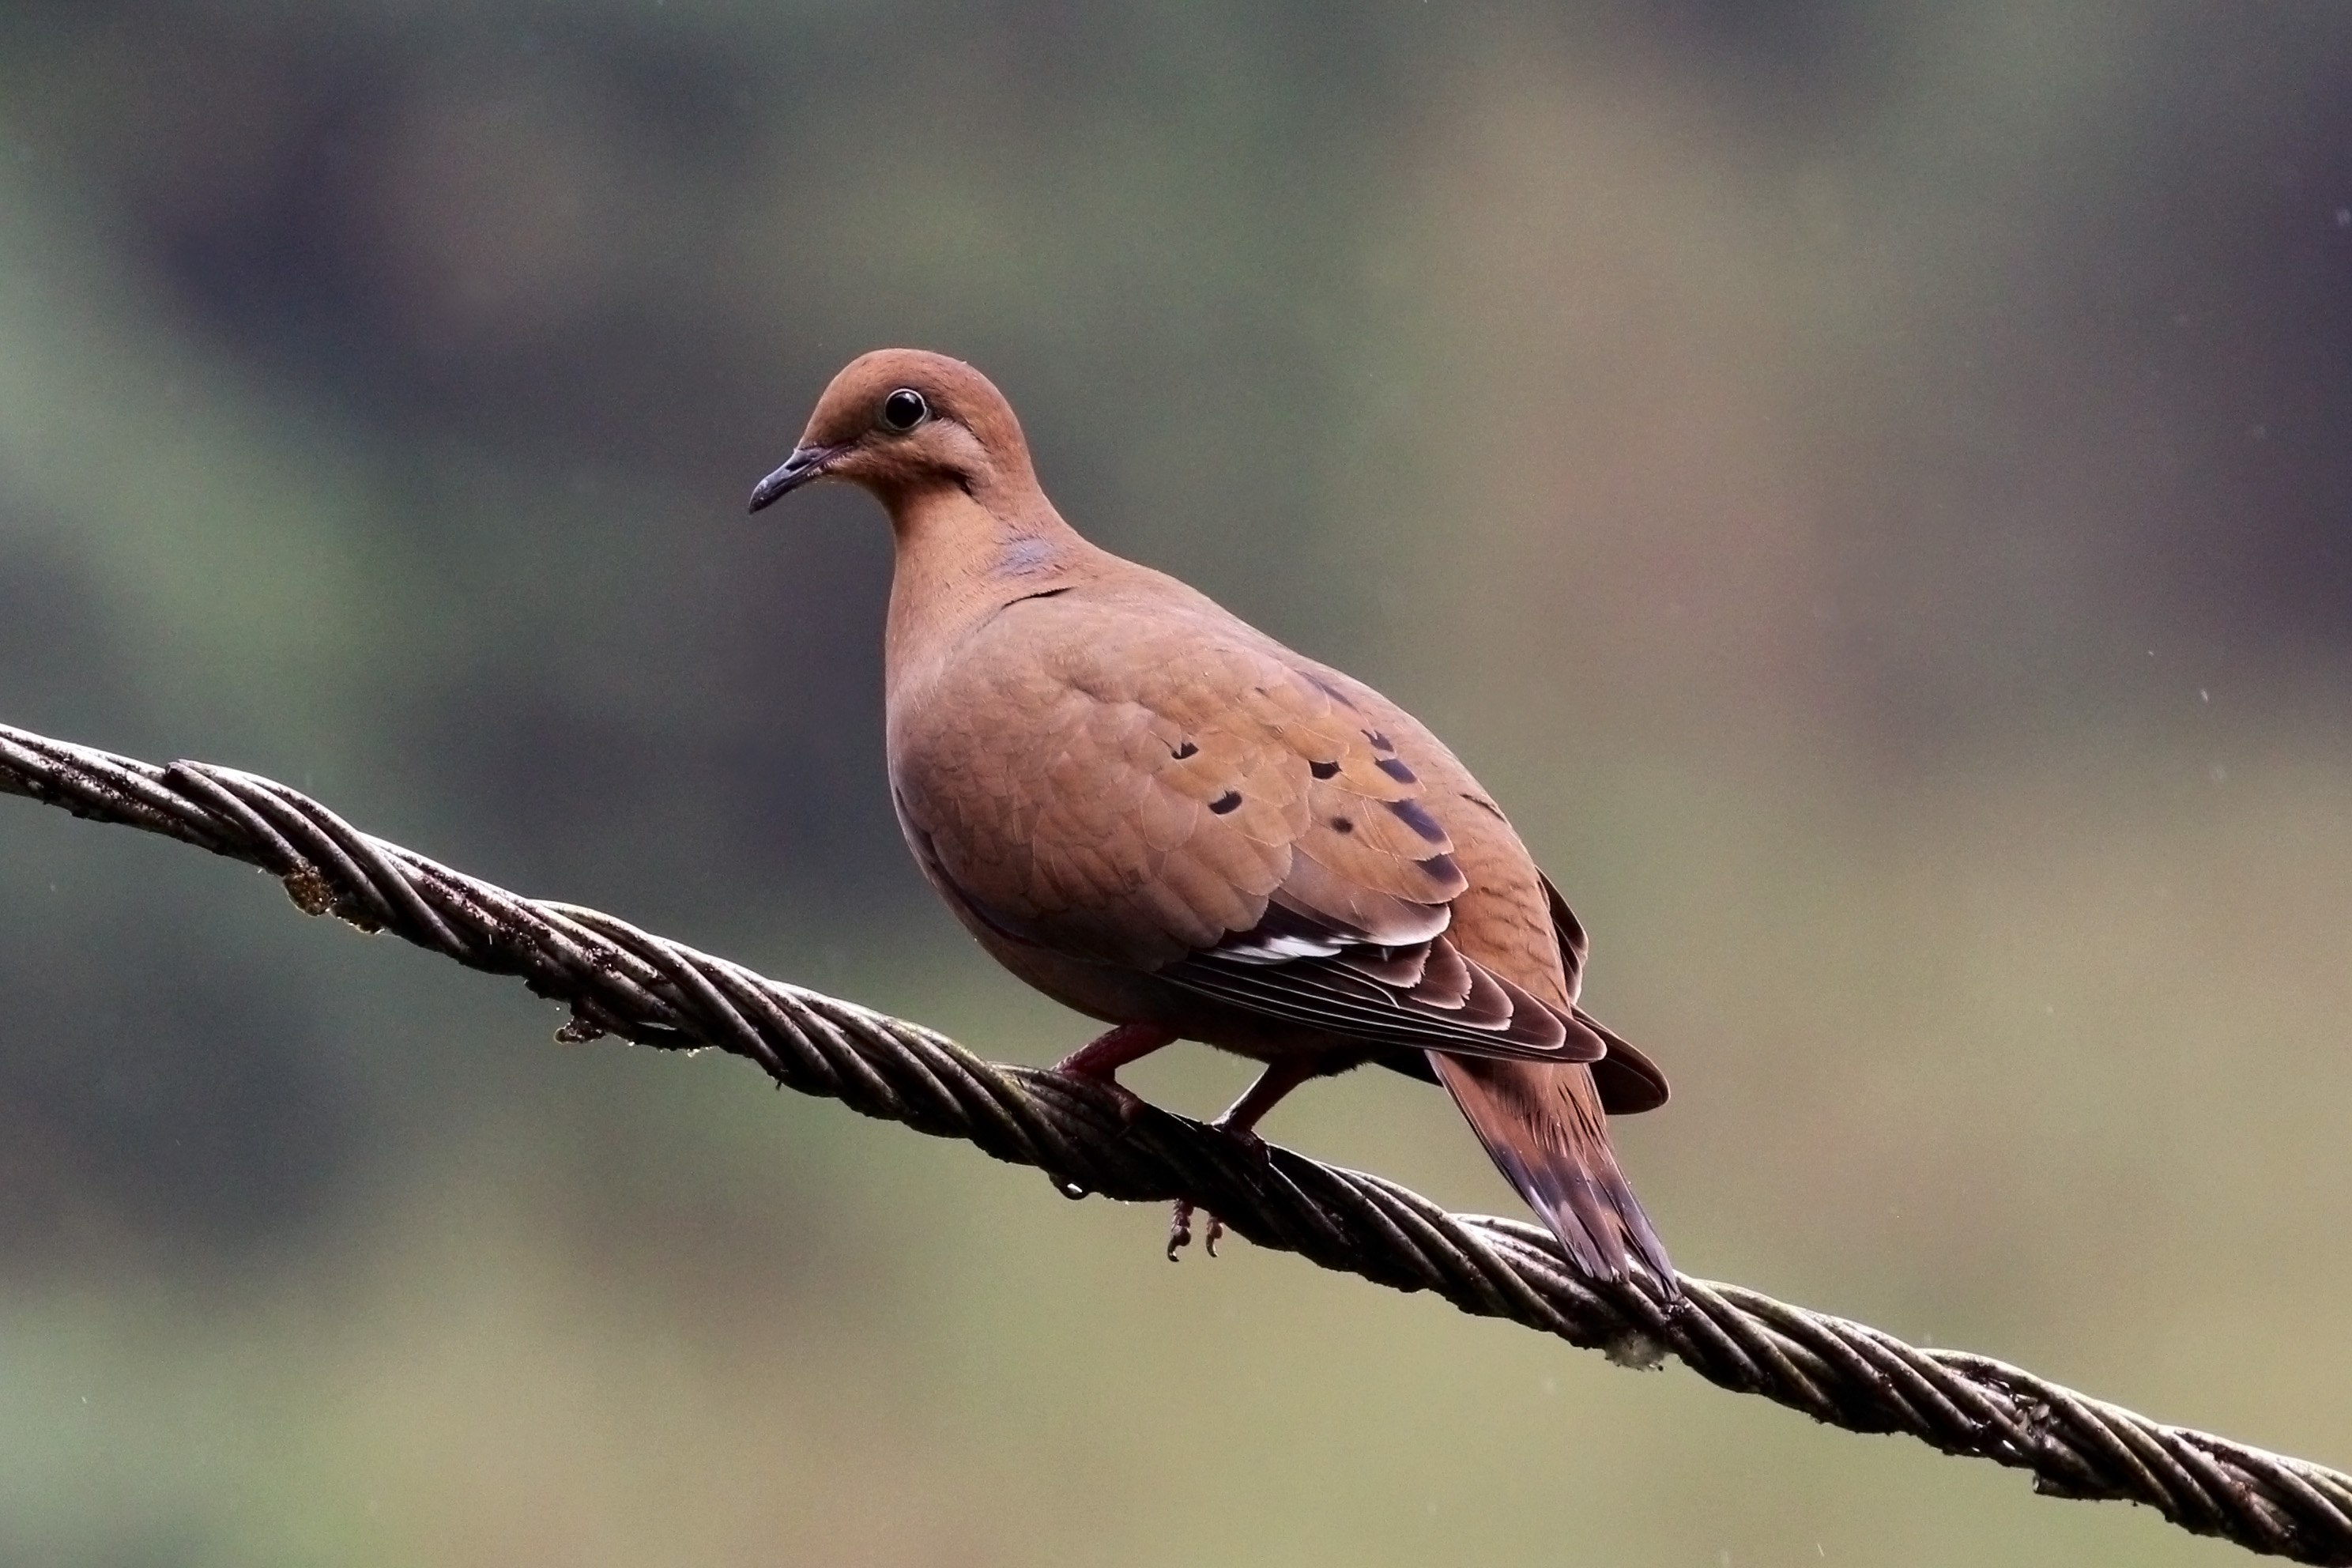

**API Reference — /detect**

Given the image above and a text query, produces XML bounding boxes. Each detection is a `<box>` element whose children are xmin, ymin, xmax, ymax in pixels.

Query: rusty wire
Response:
<box><xmin>2</xmin><ymin>716</ymin><xmax>2347</xmax><ymax>1564</ymax></box>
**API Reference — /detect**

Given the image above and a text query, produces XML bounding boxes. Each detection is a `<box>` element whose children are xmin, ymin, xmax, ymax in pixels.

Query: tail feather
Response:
<box><xmin>1429</xmin><ymin>1052</ymin><xmax>1676</xmax><ymax>1294</ymax></box>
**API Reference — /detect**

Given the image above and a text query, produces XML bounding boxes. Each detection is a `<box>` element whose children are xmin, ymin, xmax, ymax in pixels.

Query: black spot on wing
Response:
<box><xmin>1309</xmin><ymin>759</ymin><xmax>1340</xmax><ymax>779</ymax></box>
<box><xmin>1209</xmin><ymin>791</ymin><xmax>1243</xmax><ymax>815</ymax></box>
<box><xmin>1375</xmin><ymin>756</ymin><xmax>1417</xmax><ymax>784</ymax></box>
<box><xmin>1385</xmin><ymin>797</ymin><xmax>1446</xmax><ymax>843</ymax></box>
<box><xmin>1331</xmin><ymin>816</ymin><xmax>1355</xmax><ymax>835</ymax></box>
<box><xmin>1172</xmin><ymin>740</ymin><xmax>1199</xmax><ymax>760</ymax></box>
<box><xmin>1416</xmin><ymin>852</ymin><xmax>1459</xmax><ymax>881</ymax></box>
<box><xmin>1363</xmin><ymin>729</ymin><xmax>1395</xmax><ymax>753</ymax></box>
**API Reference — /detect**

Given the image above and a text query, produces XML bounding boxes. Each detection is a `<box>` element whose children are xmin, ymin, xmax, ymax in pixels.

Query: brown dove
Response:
<box><xmin>748</xmin><ymin>349</ymin><xmax>1674</xmax><ymax>1289</ymax></box>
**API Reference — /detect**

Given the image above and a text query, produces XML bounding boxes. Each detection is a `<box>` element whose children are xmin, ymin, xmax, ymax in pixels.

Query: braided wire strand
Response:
<box><xmin>2</xmin><ymin>718</ymin><xmax>2346</xmax><ymax>1565</ymax></box>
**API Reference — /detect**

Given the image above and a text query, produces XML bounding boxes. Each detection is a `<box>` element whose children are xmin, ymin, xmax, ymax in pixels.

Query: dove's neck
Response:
<box><xmin>880</xmin><ymin>477</ymin><xmax>1106</xmax><ymax>689</ymax></box>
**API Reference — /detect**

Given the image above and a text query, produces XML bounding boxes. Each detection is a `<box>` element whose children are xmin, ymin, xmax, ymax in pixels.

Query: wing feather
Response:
<box><xmin>892</xmin><ymin>613</ymin><xmax>1600</xmax><ymax>1062</ymax></box>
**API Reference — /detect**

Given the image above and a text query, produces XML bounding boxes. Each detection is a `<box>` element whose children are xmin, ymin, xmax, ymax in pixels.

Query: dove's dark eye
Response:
<box><xmin>880</xmin><ymin>388</ymin><xmax>928</xmax><ymax>432</ymax></box>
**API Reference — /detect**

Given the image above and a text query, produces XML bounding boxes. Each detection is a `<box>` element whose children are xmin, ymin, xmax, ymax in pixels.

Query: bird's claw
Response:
<box><xmin>1165</xmin><ymin>1121</ymin><xmax>1266</xmax><ymax>1260</ymax></box>
<box><xmin>1166</xmin><ymin>1197</ymin><xmax>1227</xmax><ymax>1260</ymax></box>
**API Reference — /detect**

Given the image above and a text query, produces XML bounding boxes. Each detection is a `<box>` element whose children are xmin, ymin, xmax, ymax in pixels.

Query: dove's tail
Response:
<box><xmin>1429</xmin><ymin>1053</ymin><xmax>1676</xmax><ymax>1295</ymax></box>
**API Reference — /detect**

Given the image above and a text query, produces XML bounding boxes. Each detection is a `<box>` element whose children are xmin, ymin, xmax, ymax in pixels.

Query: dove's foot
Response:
<box><xmin>1051</xmin><ymin>1023</ymin><xmax>1176</xmax><ymax>1123</ymax></box>
<box><xmin>1167</xmin><ymin>1111</ymin><xmax>1281</xmax><ymax>1260</ymax></box>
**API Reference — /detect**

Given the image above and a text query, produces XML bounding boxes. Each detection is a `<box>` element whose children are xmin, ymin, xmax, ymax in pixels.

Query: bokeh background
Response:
<box><xmin>3</xmin><ymin>3</ymin><xmax>2350</xmax><ymax>1563</ymax></box>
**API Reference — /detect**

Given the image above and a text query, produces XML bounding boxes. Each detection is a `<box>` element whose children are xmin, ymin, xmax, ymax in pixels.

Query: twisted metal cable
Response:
<box><xmin>2</xmin><ymin>717</ymin><xmax>2346</xmax><ymax>1565</ymax></box>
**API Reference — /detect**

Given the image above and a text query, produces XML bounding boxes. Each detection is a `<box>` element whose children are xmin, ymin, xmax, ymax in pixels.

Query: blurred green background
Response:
<box><xmin>3</xmin><ymin>3</ymin><xmax>2350</xmax><ymax>1563</ymax></box>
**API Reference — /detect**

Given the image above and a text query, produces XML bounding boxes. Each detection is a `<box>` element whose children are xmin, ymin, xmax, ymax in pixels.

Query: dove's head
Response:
<box><xmin>748</xmin><ymin>349</ymin><xmax>1036</xmax><ymax>514</ymax></box>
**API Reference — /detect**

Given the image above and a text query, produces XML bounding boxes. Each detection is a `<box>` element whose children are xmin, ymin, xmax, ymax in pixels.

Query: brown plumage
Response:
<box><xmin>748</xmin><ymin>349</ymin><xmax>1675</xmax><ymax>1289</ymax></box>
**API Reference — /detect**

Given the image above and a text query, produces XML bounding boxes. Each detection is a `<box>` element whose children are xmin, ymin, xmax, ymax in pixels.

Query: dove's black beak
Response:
<box><xmin>748</xmin><ymin>444</ymin><xmax>843</xmax><ymax>513</ymax></box>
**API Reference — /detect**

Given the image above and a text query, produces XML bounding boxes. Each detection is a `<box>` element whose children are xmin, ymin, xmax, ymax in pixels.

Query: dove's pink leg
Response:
<box><xmin>1210</xmin><ymin>1055</ymin><xmax>1321</xmax><ymax>1142</ymax></box>
<box><xmin>1170</xmin><ymin>1054</ymin><xmax>1323</xmax><ymax>1259</ymax></box>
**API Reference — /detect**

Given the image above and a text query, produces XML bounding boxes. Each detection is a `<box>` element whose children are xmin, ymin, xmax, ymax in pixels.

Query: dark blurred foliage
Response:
<box><xmin>2</xmin><ymin>4</ymin><xmax>2349</xmax><ymax>1563</ymax></box>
